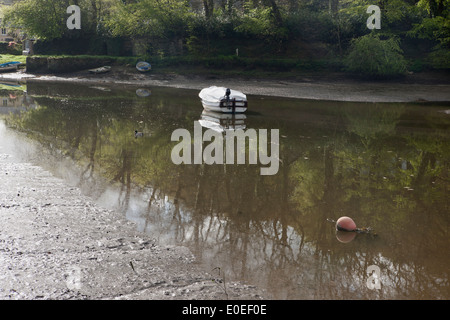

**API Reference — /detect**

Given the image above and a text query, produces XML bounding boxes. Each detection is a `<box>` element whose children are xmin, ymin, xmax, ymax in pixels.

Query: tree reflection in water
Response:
<box><xmin>2</xmin><ymin>82</ymin><xmax>449</xmax><ymax>299</ymax></box>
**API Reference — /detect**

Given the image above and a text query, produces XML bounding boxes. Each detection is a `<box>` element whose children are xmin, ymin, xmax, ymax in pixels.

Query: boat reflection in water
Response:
<box><xmin>198</xmin><ymin>110</ymin><xmax>247</xmax><ymax>133</ymax></box>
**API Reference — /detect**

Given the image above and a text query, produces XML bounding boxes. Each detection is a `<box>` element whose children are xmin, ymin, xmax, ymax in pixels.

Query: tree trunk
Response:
<box><xmin>329</xmin><ymin>0</ymin><xmax>339</xmax><ymax>15</ymax></box>
<box><xmin>227</xmin><ymin>0</ymin><xmax>234</xmax><ymax>17</ymax></box>
<box><xmin>263</xmin><ymin>0</ymin><xmax>283</xmax><ymax>27</ymax></box>
<box><xmin>203</xmin><ymin>0</ymin><xmax>214</xmax><ymax>19</ymax></box>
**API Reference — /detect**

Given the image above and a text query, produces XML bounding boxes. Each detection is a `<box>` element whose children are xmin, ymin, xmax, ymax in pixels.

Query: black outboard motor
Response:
<box><xmin>224</xmin><ymin>88</ymin><xmax>235</xmax><ymax>113</ymax></box>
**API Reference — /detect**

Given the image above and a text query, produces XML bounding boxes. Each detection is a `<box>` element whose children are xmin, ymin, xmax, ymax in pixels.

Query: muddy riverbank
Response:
<box><xmin>0</xmin><ymin>121</ymin><xmax>266</xmax><ymax>300</ymax></box>
<box><xmin>1</xmin><ymin>67</ymin><xmax>449</xmax><ymax>102</ymax></box>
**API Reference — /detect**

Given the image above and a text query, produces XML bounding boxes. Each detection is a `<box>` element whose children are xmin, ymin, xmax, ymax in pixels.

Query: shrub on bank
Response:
<box><xmin>427</xmin><ymin>49</ymin><xmax>450</xmax><ymax>69</ymax></box>
<box><xmin>344</xmin><ymin>34</ymin><xmax>407</xmax><ymax>79</ymax></box>
<box><xmin>0</xmin><ymin>42</ymin><xmax>23</xmax><ymax>55</ymax></box>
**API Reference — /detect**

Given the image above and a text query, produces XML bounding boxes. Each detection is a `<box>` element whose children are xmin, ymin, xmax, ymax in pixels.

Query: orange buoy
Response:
<box><xmin>336</xmin><ymin>216</ymin><xmax>357</xmax><ymax>232</ymax></box>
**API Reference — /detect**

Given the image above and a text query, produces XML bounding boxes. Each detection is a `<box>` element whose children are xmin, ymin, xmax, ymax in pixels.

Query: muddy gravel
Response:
<box><xmin>0</xmin><ymin>129</ymin><xmax>266</xmax><ymax>300</ymax></box>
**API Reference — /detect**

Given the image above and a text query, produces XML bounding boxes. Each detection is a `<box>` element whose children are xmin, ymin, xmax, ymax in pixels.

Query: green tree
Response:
<box><xmin>233</xmin><ymin>1</ymin><xmax>287</xmax><ymax>48</ymax></box>
<box><xmin>344</xmin><ymin>33</ymin><xmax>407</xmax><ymax>78</ymax></box>
<box><xmin>417</xmin><ymin>0</ymin><xmax>449</xmax><ymax>17</ymax></box>
<box><xmin>3</xmin><ymin>0</ymin><xmax>114</xmax><ymax>40</ymax></box>
<box><xmin>3</xmin><ymin>0</ymin><xmax>71</xmax><ymax>40</ymax></box>
<box><xmin>408</xmin><ymin>0</ymin><xmax>450</xmax><ymax>68</ymax></box>
<box><xmin>105</xmin><ymin>0</ymin><xmax>192</xmax><ymax>39</ymax></box>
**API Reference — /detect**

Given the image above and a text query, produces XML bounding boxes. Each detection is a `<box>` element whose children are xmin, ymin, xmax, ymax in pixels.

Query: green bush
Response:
<box><xmin>428</xmin><ymin>48</ymin><xmax>450</xmax><ymax>69</ymax></box>
<box><xmin>408</xmin><ymin>59</ymin><xmax>427</xmax><ymax>73</ymax></box>
<box><xmin>344</xmin><ymin>34</ymin><xmax>407</xmax><ymax>79</ymax></box>
<box><xmin>0</xmin><ymin>42</ymin><xmax>22</xmax><ymax>55</ymax></box>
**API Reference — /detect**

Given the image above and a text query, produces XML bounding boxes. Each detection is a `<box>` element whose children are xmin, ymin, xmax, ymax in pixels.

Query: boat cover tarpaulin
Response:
<box><xmin>199</xmin><ymin>86</ymin><xmax>247</xmax><ymax>103</ymax></box>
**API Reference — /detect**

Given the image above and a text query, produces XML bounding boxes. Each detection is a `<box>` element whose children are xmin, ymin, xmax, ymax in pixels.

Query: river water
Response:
<box><xmin>1</xmin><ymin>80</ymin><xmax>449</xmax><ymax>299</ymax></box>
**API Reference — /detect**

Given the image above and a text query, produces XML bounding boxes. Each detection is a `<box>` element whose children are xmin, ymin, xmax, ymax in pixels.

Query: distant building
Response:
<box><xmin>0</xmin><ymin>0</ymin><xmax>20</xmax><ymax>42</ymax></box>
<box><xmin>0</xmin><ymin>91</ymin><xmax>37</xmax><ymax>115</ymax></box>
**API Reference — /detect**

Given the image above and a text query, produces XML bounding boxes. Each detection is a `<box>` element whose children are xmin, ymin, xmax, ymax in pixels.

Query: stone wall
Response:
<box><xmin>26</xmin><ymin>56</ymin><xmax>114</xmax><ymax>74</ymax></box>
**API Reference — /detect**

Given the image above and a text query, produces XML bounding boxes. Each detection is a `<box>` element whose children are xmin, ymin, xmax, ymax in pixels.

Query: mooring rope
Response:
<box><xmin>327</xmin><ymin>218</ymin><xmax>377</xmax><ymax>235</ymax></box>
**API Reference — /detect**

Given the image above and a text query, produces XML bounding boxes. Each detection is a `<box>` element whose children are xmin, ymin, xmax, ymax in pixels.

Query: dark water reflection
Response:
<box><xmin>1</xmin><ymin>81</ymin><xmax>449</xmax><ymax>299</ymax></box>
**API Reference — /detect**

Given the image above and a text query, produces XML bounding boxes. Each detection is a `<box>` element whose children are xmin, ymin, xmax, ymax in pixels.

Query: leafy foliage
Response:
<box><xmin>3</xmin><ymin>0</ymin><xmax>70</xmax><ymax>40</ymax></box>
<box><xmin>344</xmin><ymin>34</ymin><xmax>407</xmax><ymax>78</ymax></box>
<box><xmin>408</xmin><ymin>14</ymin><xmax>450</xmax><ymax>68</ymax></box>
<box><xmin>105</xmin><ymin>0</ymin><xmax>192</xmax><ymax>39</ymax></box>
<box><xmin>1</xmin><ymin>0</ymin><xmax>449</xmax><ymax>72</ymax></box>
<box><xmin>234</xmin><ymin>5</ymin><xmax>287</xmax><ymax>42</ymax></box>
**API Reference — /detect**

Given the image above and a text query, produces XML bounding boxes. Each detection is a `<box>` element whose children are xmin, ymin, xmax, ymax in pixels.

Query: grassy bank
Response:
<box><xmin>0</xmin><ymin>54</ymin><xmax>27</xmax><ymax>65</ymax></box>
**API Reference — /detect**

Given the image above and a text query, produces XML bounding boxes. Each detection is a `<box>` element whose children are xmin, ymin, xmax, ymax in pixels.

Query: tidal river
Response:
<box><xmin>1</xmin><ymin>81</ymin><xmax>448</xmax><ymax>299</ymax></box>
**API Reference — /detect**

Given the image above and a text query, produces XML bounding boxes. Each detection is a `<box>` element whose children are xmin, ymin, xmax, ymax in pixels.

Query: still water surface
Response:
<box><xmin>1</xmin><ymin>81</ymin><xmax>449</xmax><ymax>299</ymax></box>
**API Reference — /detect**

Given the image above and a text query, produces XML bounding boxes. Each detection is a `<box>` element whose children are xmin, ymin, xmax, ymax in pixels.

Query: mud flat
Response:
<box><xmin>0</xmin><ymin>121</ymin><xmax>266</xmax><ymax>300</ymax></box>
<box><xmin>1</xmin><ymin>68</ymin><xmax>449</xmax><ymax>102</ymax></box>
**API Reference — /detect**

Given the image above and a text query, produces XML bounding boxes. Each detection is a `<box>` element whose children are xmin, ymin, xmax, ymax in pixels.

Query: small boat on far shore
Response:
<box><xmin>88</xmin><ymin>66</ymin><xmax>111</xmax><ymax>74</ymax></box>
<box><xmin>136</xmin><ymin>61</ymin><xmax>151</xmax><ymax>72</ymax></box>
<box><xmin>0</xmin><ymin>61</ymin><xmax>24</xmax><ymax>73</ymax></box>
<box><xmin>136</xmin><ymin>88</ymin><xmax>151</xmax><ymax>97</ymax></box>
<box><xmin>199</xmin><ymin>86</ymin><xmax>247</xmax><ymax>113</ymax></box>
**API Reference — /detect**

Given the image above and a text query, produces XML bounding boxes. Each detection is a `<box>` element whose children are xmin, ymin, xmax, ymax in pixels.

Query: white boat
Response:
<box><xmin>199</xmin><ymin>86</ymin><xmax>247</xmax><ymax>113</ymax></box>
<box><xmin>136</xmin><ymin>88</ymin><xmax>151</xmax><ymax>97</ymax></box>
<box><xmin>198</xmin><ymin>110</ymin><xmax>247</xmax><ymax>133</ymax></box>
<box><xmin>89</xmin><ymin>66</ymin><xmax>111</xmax><ymax>74</ymax></box>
